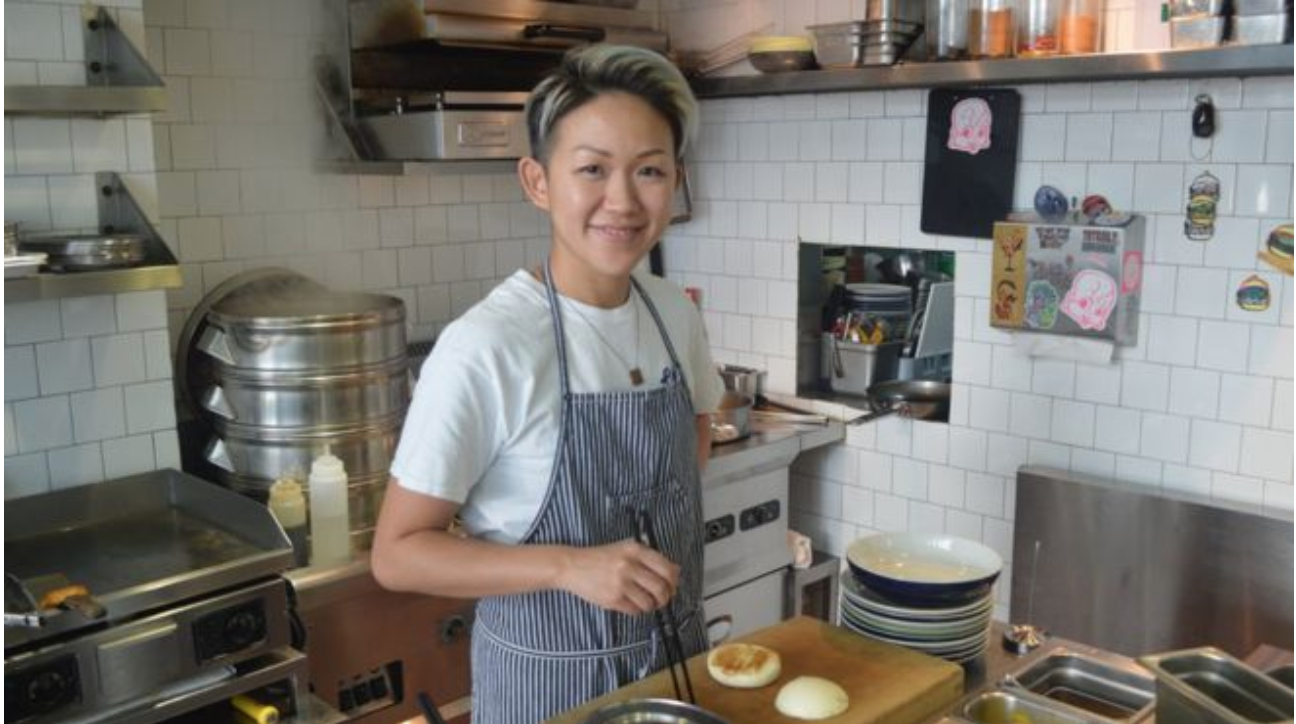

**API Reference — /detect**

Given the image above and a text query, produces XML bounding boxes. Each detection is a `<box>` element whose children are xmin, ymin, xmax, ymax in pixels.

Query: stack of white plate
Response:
<box><xmin>837</xmin><ymin>532</ymin><xmax>1003</xmax><ymax>665</ymax></box>
<box><xmin>838</xmin><ymin>569</ymin><xmax>993</xmax><ymax>664</ymax></box>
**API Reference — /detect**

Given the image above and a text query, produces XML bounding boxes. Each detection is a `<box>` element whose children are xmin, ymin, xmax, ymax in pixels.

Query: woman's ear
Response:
<box><xmin>675</xmin><ymin>161</ymin><xmax>687</xmax><ymax>191</ymax></box>
<box><xmin>517</xmin><ymin>156</ymin><xmax>550</xmax><ymax>211</ymax></box>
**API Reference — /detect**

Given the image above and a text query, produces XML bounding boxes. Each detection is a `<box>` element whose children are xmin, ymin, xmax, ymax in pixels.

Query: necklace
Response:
<box><xmin>563</xmin><ymin>292</ymin><xmax>644</xmax><ymax>386</ymax></box>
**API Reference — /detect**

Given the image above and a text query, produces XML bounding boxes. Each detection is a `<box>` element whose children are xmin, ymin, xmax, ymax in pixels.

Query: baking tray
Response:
<box><xmin>4</xmin><ymin>468</ymin><xmax>292</xmax><ymax>651</ymax></box>
<box><xmin>1004</xmin><ymin>648</ymin><xmax>1155</xmax><ymax>722</ymax></box>
<box><xmin>1140</xmin><ymin>647</ymin><xmax>1295</xmax><ymax>724</ymax></box>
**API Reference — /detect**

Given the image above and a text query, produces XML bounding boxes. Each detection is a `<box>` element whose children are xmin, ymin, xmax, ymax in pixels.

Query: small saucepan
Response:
<box><xmin>847</xmin><ymin>379</ymin><xmax>950</xmax><ymax>425</ymax></box>
<box><xmin>717</xmin><ymin>364</ymin><xmax>765</xmax><ymax>399</ymax></box>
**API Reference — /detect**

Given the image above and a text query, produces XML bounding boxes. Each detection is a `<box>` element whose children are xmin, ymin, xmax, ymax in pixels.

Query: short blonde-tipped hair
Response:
<box><xmin>524</xmin><ymin>44</ymin><xmax>698</xmax><ymax>164</ymax></box>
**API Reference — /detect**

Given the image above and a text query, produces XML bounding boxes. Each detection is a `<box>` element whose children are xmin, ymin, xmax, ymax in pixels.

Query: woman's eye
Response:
<box><xmin>577</xmin><ymin>165</ymin><xmax>603</xmax><ymax>177</ymax></box>
<box><xmin>638</xmin><ymin>166</ymin><xmax>668</xmax><ymax>179</ymax></box>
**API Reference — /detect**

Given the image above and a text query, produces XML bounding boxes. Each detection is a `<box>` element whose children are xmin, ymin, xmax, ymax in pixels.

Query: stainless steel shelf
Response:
<box><xmin>315</xmin><ymin>159</ymin><xmax>518</xmax><ymax>175</ymax></box>
<box><xmin>692</xmin><ymin>44</ymin><xmax>1295</xmax><ymax>99</ymax></box>
<box><xmin>5</xmin><ymin>264</ymin><xmax>183</xmax><ymax>303</ymax></box>
<box><xmin>4</xmin><ymin>5</ymin><xmax>166</xmax><ymax>117</ymax></box>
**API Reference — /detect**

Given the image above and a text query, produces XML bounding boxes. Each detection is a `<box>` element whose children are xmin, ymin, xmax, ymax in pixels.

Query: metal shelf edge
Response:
<box><xmin>4</xmin><ymin>85</ymin><xmax>168</xmax><ymax>116</ymax></box>
<box><xmin>5</xmin><ymin>264</ymin><xmax>183</xmax><ymax>303</ymax></box>
<box><xmin>692</xmin><ymin>44</ymin><xmax>1295</xmax><ymax>98</ymax></box>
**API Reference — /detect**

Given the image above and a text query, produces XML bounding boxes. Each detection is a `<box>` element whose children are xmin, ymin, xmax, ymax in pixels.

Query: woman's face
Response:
<box><xmin>519</xmin><ymin>92</ymin><xmax>679</xmax><ymax>290</ymax></box>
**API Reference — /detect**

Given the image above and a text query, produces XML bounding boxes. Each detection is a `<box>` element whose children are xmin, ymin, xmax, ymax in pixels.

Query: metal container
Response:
<box><xmin>1004</xmin><ymin>649</ymin><xmax>1156</xmax><ymax>722</ymax></box>
<box><xmin>824</xmin><ymin>336</ymin><xmax>903</xmax><ymax>396</ymax></box>
<box><xmin>205</xmin><ymin>415</ymin><xmax>402</xmax><ymax>482</ymax></box>
<box><xmin>1170</xmin><ymin>0</ymin><xmax>1227</xmax><ymax>16</ymax></box>
<box><xmin>718</xmin><ymin>364</ymin><xmax>766</xmax><ymax>398</ymax></box>
<box><xmin>201</xmin><ymin>357</ymin><xmax>410</xmax><ymax>427</ymax></box>
<box><xmin>868</xmin><ymin>0</ymin><xmax>926</xmax><ymax>23</ymax></box>
<box><xmin>711</xmin><ymin>391</ymin><xmax>753</xmax><ymax>444</ymax></box>
<box><xmin>226</xmin><ymin>471</ymin><xmax>387</xmax><ymax>542</ymax></box>
<box><xmin>1171</xmin><ymin>14</ymin><xmax>1227</xmax><ymax>47</ymax></box>
<box><xmin>1140</xmin><ymin>647</ymin><xmax>1295</xmax><ymax>724</ymax></box>
<box><xmin>926</xmin><ymin>0</ymin><xmax>970</xmax><ymax>57</ymax></box>
<box><xmin>200</xmin><ymin>290</ymin><xmax>407</xmax><ymax>371</ymax></box>
<box><xmin>18</xmin><ymin>233</ymin><xmax>146</xmax><ymax>271</ymax></box>
<box><xmin>808</xmin><ymin>19</ymin><xmax>924</xmax><ymax>67</ymax></box>
<box><xmin>582</xmin><ymin>698</ymin><xmax>730</xmax><ymax>724</ymax></box>
<box><xmin>1233</xmin><ymin>0</ymin><xmax>1291</xmax><ymax>14</ymax></box>
<box><xmin>959</xmin><ymin>690</ymin><xmax>1092</xmax><ymax>724</ymax></box>
<box><xmin>1230</xmin><ymin>12</ymin><xmax>1292</xmax><ymax>44</ymax></box>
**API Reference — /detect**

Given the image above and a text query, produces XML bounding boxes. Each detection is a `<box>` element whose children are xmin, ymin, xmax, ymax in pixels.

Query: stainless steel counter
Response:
<box><xmin>705</xmin><ymin>419</ymin><xmax>845</xmax><ymax>488</ymax></box>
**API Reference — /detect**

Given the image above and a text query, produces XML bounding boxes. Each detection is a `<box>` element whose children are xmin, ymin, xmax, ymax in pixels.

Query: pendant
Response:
<box><xmin>629</xmin><ymin>368</ymin><xmax>644</xmax><ymax>386</ymax></box>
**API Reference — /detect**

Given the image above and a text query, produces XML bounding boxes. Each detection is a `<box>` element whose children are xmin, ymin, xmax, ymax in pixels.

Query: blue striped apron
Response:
<box><xmin>468</xmin><ymin>263</ymin><xmax>707</xmax><ymax>723</ymax></box>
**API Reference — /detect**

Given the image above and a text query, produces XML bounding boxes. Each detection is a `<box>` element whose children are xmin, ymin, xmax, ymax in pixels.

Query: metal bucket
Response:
<box><xmin>823</xmin><ymin>335</ymin><xmax>903</xmax><ymax>396</ymax></box>
<box><xmin>200</xmin><ymin>290</ymin><xmax>407</xmax><ymax>371</ymax></box>
<box><xmin>205</xmin><ymin>416</ymin><xmax>401</xmax><ymax>482</ymax></box>
<box><xmin>201</xmin><ymin>358</ymin><xmax>410</xmax><ymax>428</ymax></box>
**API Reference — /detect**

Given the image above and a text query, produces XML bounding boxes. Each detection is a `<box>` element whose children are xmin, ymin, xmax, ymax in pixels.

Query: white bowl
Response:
<box><xmin>846</xmin><ymin>533</ymin><xmax>1003</xmax><ymax>606</ymax></box>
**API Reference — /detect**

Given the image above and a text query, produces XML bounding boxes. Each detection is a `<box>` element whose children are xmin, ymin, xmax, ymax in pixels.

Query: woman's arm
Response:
<box><xmin>370</xmin><ymin>479</ymin><xmax>681</xmax><ymax>615</ymax></box>
<box><xmin>695</xmin><ymin>413</ymin><xmax>712</xmax><ymax>472</ymax></box>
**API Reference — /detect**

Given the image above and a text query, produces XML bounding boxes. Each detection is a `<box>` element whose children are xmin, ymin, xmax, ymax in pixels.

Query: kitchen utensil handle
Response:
<box><xmin>417</xmin><ymin>692</ymin><xmax>449</xmax><ymax>724</ymax></box>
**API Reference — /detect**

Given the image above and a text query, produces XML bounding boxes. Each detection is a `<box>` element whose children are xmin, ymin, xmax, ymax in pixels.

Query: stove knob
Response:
<box><xmin>223</xmin><ymin>610</ymin><xmax>263</xmax><ymax>650</ymax></box>
<box><xmin>26</xmin><ymin>670</ymin><xmax>72</xmax><ymax>709</ymax></box>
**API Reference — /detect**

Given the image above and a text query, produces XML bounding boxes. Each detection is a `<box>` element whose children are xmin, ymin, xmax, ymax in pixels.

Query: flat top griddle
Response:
<box><xmin>4</xmin><ymin>469</ymin><xmax>292</xmax><ymax>652</ymax></box>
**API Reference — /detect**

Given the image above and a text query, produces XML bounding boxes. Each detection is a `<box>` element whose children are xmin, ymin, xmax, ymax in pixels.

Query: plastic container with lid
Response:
<box><xmin>968</xmin><ymin>0</ymin><xmax>1017</xmax><ymax>57</ymax></box>
<box><xmin>1059</xmin><ymin>0</ymin><xmax>1102</xmax><ymax>53</ymax></box>
<box><xmin>268</xmin><ymin>474</ymin><xmax>309</xmax><ymax>568</ymax></box>
<box><xmin>308</xmin><ymin>450</ymin><xmax>351</xmax><ymax>567</ymax></box>
<box><xmin>1018</xmin><ymin>0</ymin><xmax>1061</xmax><ymax>56</ymax></box>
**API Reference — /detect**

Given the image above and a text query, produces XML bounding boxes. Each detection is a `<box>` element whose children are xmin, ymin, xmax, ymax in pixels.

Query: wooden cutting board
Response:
<box><xmin>548</xmin><ymin>616</ymin><xmax>964</xmax><ymax>724</ymax></box>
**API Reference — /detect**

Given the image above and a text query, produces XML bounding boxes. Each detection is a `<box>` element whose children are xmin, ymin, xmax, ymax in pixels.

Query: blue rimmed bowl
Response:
<box><xmin>846</xmin><ymin>533</ymin><xmax>1002</xmax><ymax>607</ymax></box>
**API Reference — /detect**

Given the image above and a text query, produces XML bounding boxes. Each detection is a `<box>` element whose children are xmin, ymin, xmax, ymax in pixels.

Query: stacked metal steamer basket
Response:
<box><xmin>180</xmin><ymin>269</ymin><xmax>409</xmax><ymax>552</ymax></box>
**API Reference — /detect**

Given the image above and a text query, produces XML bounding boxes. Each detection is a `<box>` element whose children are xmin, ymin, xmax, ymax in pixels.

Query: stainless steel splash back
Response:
<box><xmin>1011</xmin><ymin>466</ymin><xmax>1293</xmax><ymax>659</ymax></box>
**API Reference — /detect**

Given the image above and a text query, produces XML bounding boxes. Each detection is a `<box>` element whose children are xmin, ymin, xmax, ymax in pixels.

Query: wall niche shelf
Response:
<box><xmin>692</xmin><ymin>44</ymin><xmax>1294</xmax><ymax>99</ymax></box>
<box><xmin>5</xmin><ymin>5</ymin><xmax>167</xmax><ymax>116</ymax></box>
<box><xmin>6</xmin><ymin>173</ymin><xmax>182</xmax><ymax>304</ymax></box>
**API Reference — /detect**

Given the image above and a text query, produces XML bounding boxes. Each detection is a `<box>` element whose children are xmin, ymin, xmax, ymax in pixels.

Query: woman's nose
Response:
<box><xmin>602</xmin><ymin>172</ymin><xmax>641</xmax><ymax>211</ymax></box>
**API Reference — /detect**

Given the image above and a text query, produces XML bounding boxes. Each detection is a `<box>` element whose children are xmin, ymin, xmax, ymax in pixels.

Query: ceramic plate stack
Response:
<box><xmin>837</xmin><ymin>533</ymin><xmax>1003</xmax><ymax>665</ymax></box>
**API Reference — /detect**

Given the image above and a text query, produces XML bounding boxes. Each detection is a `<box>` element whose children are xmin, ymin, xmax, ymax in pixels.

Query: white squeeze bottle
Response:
<box><xmin>268</xmin><ymin>475</ymin><xmax>309</xmax><ymax>568</ymax></box>
<box><xmin>308</xmin><ymin>449</ymin><xmax>351</xmax><ymax>567</ymax></box>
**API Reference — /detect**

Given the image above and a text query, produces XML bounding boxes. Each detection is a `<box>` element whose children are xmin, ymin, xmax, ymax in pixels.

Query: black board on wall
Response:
<box><xmin>921</xmin><ymin>88</ymin><xmax>1021</xmax><ymax>239</ymax></box>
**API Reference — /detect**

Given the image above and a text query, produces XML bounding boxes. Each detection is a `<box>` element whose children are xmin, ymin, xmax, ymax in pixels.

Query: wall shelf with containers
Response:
<box><xmin>4</xmin><ymin>173</ymin><xmax>182</xmax><ymax>304</ymax></box>
<box><xmin>692</xmin><ymin>43</ymin><xmax>1293</xmax><ymax>99</ymax></box>
<box><xmin>4</xmin><ymin>5</ymin><xmax>166</xmax><ymax>117</ymax></box>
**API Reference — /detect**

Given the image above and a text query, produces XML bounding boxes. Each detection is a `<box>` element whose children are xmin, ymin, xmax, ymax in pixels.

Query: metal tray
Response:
<box><xmin>4</xmin><ymin>469</ymin><xmax>292</xmax><ymax>651</ymax></box>
<box><xmin>957</xmin><ymin>690</ymin><xmax>1092</xmax><ymax>724</ymax></box>
<box><xmin>1004</xmin><ymin>648</ymin><xmax>1155</xmax><ymax>722</ymax></box>
<box><xmin>1140</xmin><ymin>647</ymin><xmax>1295</xmax><ymax>724</ymax></box>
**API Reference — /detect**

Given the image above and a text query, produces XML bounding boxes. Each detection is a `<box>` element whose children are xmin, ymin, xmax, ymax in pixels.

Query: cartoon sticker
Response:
<box><xmin>997</xmin><ymin>224</ymin><xmax>1027</xmax><ymax>272</ymax></box>
<box><xmin>1121</xmin><ymin>251</ymin><xmax>1143</xmax><ymax>295</ymax></box>
<box><xmin>948</xmin><ymin>97</ymin><xmax>993</xmax><ymax>155</ymax></box>
<box><xmin>1060</xmin><ymin>269</ymin><xmax>1118</xmax><ymax>331</ymax></box>
<box><xmin>1025</xmin><ymin>280</ymin><xmax>1060</xmax><ymax>330</ymax></box>
<box><xmin>1184</xmin><ymin>171</ymin><xmax>1220</xmax><ymax>241</ymax></box>
<box><xmin>1236</xmin><ymin>275</ymin><xmax>1271</xmax><ymax>312</ymax></box>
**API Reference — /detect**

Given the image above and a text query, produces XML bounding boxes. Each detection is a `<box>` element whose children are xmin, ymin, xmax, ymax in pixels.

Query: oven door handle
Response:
<box><xmin>522</xmin><ymin>24</ymin><xmax>605</xmax><ymax>43</ymax></box>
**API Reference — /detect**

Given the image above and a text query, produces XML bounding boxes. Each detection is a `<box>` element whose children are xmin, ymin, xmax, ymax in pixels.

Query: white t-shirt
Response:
<box><xmin>391</xmin><ymin>269</ymin><xmax>724</xmax><ymax>544</ymax></box>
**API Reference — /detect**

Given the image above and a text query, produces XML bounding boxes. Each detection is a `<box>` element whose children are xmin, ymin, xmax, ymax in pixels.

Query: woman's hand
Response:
<box><xmin>557</xmin><ymin>540</ymin><xmax>680</xmax><ymax>615</ymax></box>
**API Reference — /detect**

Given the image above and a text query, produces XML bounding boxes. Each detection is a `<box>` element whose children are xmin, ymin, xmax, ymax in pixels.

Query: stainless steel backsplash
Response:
<box><xmin>1011</xmin><ymin>466</ymin><xmax>1293</xmax><ymax>659</ymax></box>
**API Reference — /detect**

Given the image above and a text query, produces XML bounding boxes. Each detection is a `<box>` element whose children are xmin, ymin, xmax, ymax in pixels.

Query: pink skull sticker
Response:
<box><xmin>947</xmin><ymin>97</ymin><xmax>993</xmax><ymax>155</ymax></box>
<box><xmin>1060</xmin><ymin>269</ymin><xmax>1119</xmax><ymax>331</ymax></box>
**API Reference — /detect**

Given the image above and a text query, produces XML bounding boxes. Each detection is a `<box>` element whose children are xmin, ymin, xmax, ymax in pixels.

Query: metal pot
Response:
<box><xmin>581</xmin><ymin>698</ymin><xmax>730</xmax><ymax>724</ymax></box>
<box><xmin>205</xmin><ymin>415</ymin><xmax>402</xmax><ymax>482</ymax></box>
<box><xmin>201</xmin><ymin>358</ymin><xmax>410</xmax><ymax>427</ymax></box>
<box><xmin>199</xmin><ymin>290</ymin><xmax>406</xmax><ymax>371</ymax></box>
<box><xmin>717</xmin><ymin>364</ymin><xmax>766</xmax><ymax>398</ymax></box>
<box><xmin>711</xmin><ymin>391</ymin><xmax>753</xmax><ymax>444</ymax></box>
<box><xmin>847</xmin><ymin>379</ymin><xmax>951</xmax><ymax>424</ymax></box>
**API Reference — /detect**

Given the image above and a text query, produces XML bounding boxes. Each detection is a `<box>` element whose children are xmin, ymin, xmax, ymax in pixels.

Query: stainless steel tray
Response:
<box><xmin>1140</xmin><ymin>647</ymin><xmax>1295</xmax><ymax>724</ymax></box>
<box><xmin>1004</xmin><ymin>648</ymin><xmax>1155</xmax><ymax>722</ymax></box>
<box><xmin>4</xmin><ymin>469</ymin><xmax>292</xmax><ymax>651</ymax></box>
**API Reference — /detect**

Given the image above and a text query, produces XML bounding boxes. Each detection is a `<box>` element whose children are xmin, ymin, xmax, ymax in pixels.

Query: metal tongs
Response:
<box><xmin>634</xmin><ymin>510</ymin><xmax>696</xmax><ymax>705</ymax></box>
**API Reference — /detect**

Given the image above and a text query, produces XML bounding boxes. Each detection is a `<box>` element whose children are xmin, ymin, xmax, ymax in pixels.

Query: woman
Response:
<box><xmin>372</xmin><ymin>44</ymin><xmax>724</xmax><ymax>723</ymax></box>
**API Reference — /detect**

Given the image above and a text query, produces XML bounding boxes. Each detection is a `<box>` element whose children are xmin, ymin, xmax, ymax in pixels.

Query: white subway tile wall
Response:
<box><xmin>659</xmin><ymin>64</ymin><xmax>1293</xmax><ymax>619</ymax></box>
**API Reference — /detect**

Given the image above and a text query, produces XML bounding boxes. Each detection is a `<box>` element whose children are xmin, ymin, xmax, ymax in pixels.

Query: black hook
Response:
<box><xmin>1192</xmin><ymin>94</ymin><xmax>1215</xmax><ymax>139</ymax></box>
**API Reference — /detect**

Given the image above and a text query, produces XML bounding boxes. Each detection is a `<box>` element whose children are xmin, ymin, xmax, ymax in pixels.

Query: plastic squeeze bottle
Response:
<box><xmin>267</xmin><ymin>475</ymin><xmax>309</xmax><ymax>568</ymax></box>
<box><xmin>308</xmin><ymin>450</ymin><xmax>351</xmax><ymax>567</ymax></box>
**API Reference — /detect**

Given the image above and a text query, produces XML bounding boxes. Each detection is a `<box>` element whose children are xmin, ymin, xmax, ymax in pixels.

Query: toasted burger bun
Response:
<box><xmin>705</xmin><ymin>642</ymin><xmax>782</xmax><ymax>689</ymax></box>
<box><xmin>774</xmin><ymin>676</ymin><xmax>850</xmax><ymax>720</ymax></box>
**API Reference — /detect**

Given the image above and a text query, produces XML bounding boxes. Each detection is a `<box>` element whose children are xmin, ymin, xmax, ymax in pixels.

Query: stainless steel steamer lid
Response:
<box><xmin>208</xmin><ymin>289</ymin><xmax>405</xmax><ymax>328</ymax></box>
